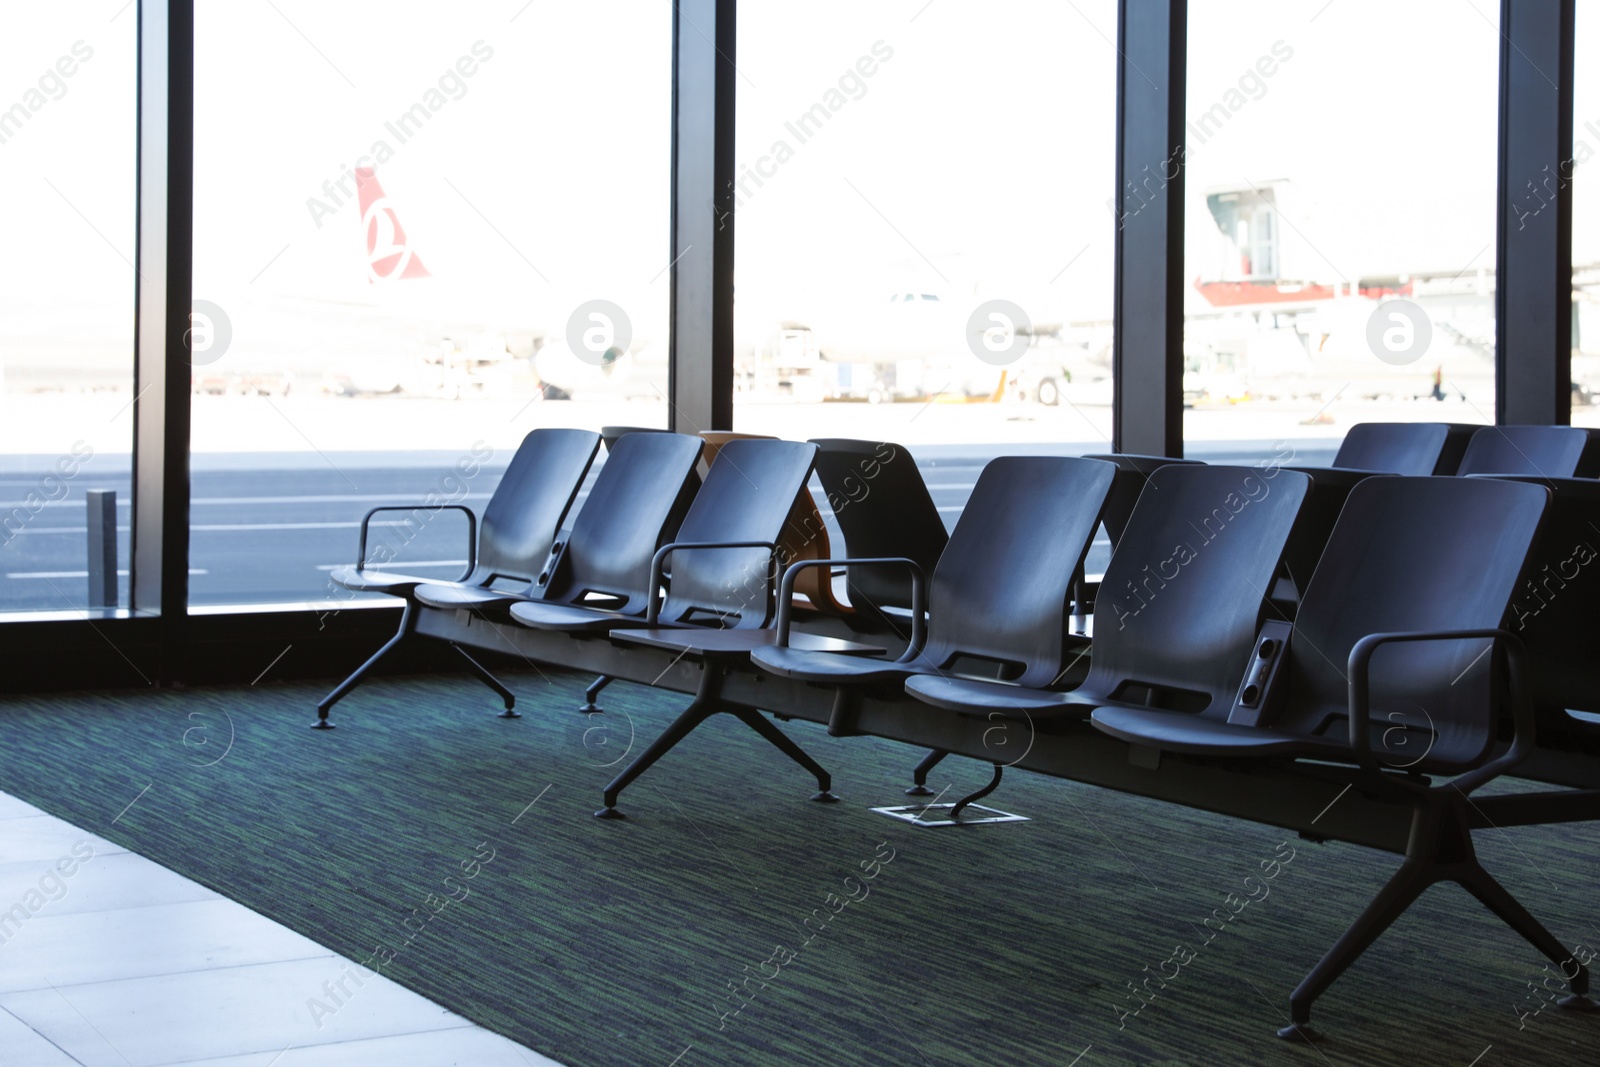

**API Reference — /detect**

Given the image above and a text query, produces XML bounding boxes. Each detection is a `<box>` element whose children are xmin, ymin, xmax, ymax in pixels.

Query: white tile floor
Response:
<box><xmin>0</xmin><ymin>793</ymin><xmax>560</xmax><ymax>1067</ymax></box>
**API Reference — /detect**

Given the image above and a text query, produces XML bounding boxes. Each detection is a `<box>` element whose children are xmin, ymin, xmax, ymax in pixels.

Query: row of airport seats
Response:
<box><xmin>317</xmin><ymin>421</ymin><xmax>1600</xmax><ymax>1043</ymax></box>
<box><xmin>316</xmin><ymin>428</ymin><xmax>937</xmax><ymax>722</ymax></box>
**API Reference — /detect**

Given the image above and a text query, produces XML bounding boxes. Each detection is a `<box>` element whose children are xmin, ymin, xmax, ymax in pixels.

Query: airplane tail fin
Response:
<box><xmin>356</xmin><ymin>167</ymin><xmax>431</xmax><ymax>283</ymax></box>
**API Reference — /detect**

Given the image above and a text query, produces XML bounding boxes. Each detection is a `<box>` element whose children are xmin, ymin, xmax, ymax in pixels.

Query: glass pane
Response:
<box><xmin>1184</xmin><ymin>1</ymin><xmax>1498</xmax><ymax>463</ymax></box>
<box><xmin>192</xmin><ymin>1</ymin><xmax>669</xmax><ymax>608</ymax></box>
<box><xmin>1574</xmin><ymin>1</ymin><xmax>1600</xmax><ymax>425</ymax></box>
<box><xmin>734</xmin><ymin>0</ymin><xmax>1117</xmax><ymax>561</ymax></box>
<box><xmin>0</xmin><ymin>6</ymin><xmax>136</xmax><ymax>614</ymax></box>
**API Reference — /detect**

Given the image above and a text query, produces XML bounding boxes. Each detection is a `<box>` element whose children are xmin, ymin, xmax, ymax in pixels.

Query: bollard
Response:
<box><xmin>86</xmin><ymin>489</ymin><xmax>117</xmax><ymax>609</ymax></box>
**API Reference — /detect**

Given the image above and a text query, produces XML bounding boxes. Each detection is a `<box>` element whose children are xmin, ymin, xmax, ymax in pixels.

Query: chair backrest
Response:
<box><xmin>477</xmin><ymin>429</ymin><xmax>600</xmax><ymax>580</ymax></box>
<box><xmin>1331</xmin><ymin>422</ymin><xmax>1476</xmax><ymax>475</ymax></box>
<box><xmin>1455</xmin><ymin>425</ymin><xmax>1598</xmax><ymax>478</ymax></box>
<box><xmin>658</xmin><ymin>439</ymin><xmax>820</xmax><ymax>628</ymax></box>
<box><xmin>600</xmin><ymin>425</ymin><xmax>667</xmax><ymax>452</ymax></box>
<box><xmin>699</xmin><ymin>432</ymin><xmax>846</xmax><ymax>613</ymax></box>
<box><xmin>919</xmin><ymin>457</ymin><xmax>1116</xmax><ymax>688</ymax></box>
<box><xmin>1281</xmin><ymin>476</ymin><xmax>1549</xmax><ymax>771</ymax></box>
<box><xmin>539</xmin><ymin>431</ymin><xmax>704</xmax><ymax>614</ymax></box>
<box><xmin>810</xmin><ymin>439</ymin><xmax>948</xmax><ymax>612</ymax></box>
<box><xmin>1490</xmin><ymin>476</ymin><xmax>1600</xmax><ymax>727</ymax></box>
<box><xmin>696</xmin><ymin>431</ymin><xmax>765</xmax><ymax>477</ymax></box>
<box><xmin>1083</xmin><ymin>465</ymin><xmax>1310</xmax><ymax>711</ymax></box>
<box><xmin>1433</xmin><ymin>423</ymin><xmax>1482</xmax><ymax>475</ymax></box>
<box><xmin>1085</xmin><ymin>454</ymin><xmax>1208</xmax><ymax>547</ymax></box>
<box><xmin>1275</xmin><ymin>467</ymin><xmax>1391</xmax><ymax>603</ymax></box>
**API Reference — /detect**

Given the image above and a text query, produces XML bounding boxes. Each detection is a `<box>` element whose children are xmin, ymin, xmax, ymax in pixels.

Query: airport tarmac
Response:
<box><xmin>0</xmin><ymin>387</ymin><xmax>1523</xmax><ymax>456</ymax></box>
<box><xmin>0</xmin><ymin>388</ymin><xmax>1535</xmax><ymax>613</ymax></box>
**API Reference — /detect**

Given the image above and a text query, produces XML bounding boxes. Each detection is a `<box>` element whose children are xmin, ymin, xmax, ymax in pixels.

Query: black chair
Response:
<box><xmin>1076</xmin><ymin>453</ymin><xmax>1209</xmax><ymax>624</ymax></box>
<box><xmin>1455</xmin><ymin>425</ymin><xmax>1600</xmax><ymax>477</ymax></box>
<box><xmin>754</xmin><ymin>456</ymin><xmax>1116</xmax><ymax>687</ymax></box>
<box><xmin>904</xmin><ymin>464</ymin><xmax>1310</xmax><ymax>731</ymax></box>
<box><xmin>697</xmin><ymin>432</ymin><xmax>852</xmax><ymax>617</ymax></box>
<box><xmin>1329</xmin><ymin>421</ymin><xmax>1479</xmax><ymax>475</ymax></box>
<box><xmin>513</xmin><ymin>438</ymin><xmax>842</xmax><ymax>817</ymax></box>
<box><xmin>599</xmin><ymin>425</ymin><xmax>666</xmax><ymax>452</ymax></box>
<box><xmin>811</xmin><ymin>445</ymin><xmax>1120</xmax><ymax>792</ymax></box>
<box><xmin>1271</xmin><ymin>467</ymin><xmax>1389</xmax><ymax>611</ymax></box>
<box><xmin>315</xmin><ymin>428</ymin><xmax>600</xmax><ymax>727</ymax></box>
<box><xmin>1270</xmin><ymin>422</ymin><xmax>1482</xmax><ymax>609</ymax></box>
<box><xmin>579</xmin><ymin>425</ymin><xmax>669</xmax><ymax>712</ymax></box>
<box><xmin>1083</xmin><ymin>454</ymin><xmax>1208</xmax><ymax>546</ymax></box>
<box><xmin>1090</xmin><ymin>475</ymin><xmax>1575</xmax><ymax>1040</ymax></box>
<box><xmin>744</xmin><ymin>456</ymin><xmax>1118</xmax><ymax>807</ymax></box>
<box><xmin>509</xmin><ymin>430</ymin><xmax>702</xmax><ymax>629</ymax></box>
<box><xmin>512</xmin><ymin>437</ymin><xmax>817</xmax><ymax>636</ymax></box>
<box><xmin>404</xmin><ymin>430</ymin><xmax>706</xmax><ymax>728</ymax></box>
<box><xmin>544</xmin><ymin>428</ymin><xmax>700</xmax><ymax>716</ymax></box>
<box><xmin>410</xmin><ymin>433</ymin><xmax>702</xmax><ymax>620</ymax></box>
<box><xmin>809</xmin><ymin>439</ymin><xmax>949</xmax><ymax>629</ymax></box>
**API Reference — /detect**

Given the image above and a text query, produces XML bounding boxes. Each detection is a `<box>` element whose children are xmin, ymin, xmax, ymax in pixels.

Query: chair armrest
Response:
<box><xmin>1348</xmin><ymin>628</ymin><xmax>1532</xmax><ymax>794</ymax></box>
<box><xmin>647</xmin><ymin>541</ymin><xmax>779</xmax><ymax>625</ymax></box>
<box><xmin>776</xmin><ymin>558</ymin><xmax>926</xmax><ymax>661</ymax></box>
<box><xmin>356</xmin><ymin>505</ymin><xmax>477</xmax><ymax>582</ymax></box>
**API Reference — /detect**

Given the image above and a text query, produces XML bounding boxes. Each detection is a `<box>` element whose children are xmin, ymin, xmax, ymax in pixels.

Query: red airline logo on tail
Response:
<box><xmin>356</xmin><ymin>167</ymin><xmax>431</xmax><ymax>283</ymax></box>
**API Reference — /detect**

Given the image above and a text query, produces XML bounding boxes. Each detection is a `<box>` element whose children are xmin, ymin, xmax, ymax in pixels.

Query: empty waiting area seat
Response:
<box><xmin>1329</xmin><ymin>421</ymin><xmax>1478</xmax><ymax>475</ymax></box>
<box><xmin>316</xmin><ymin>427</ymin><xmax>600</xmax><ymax>725</ymax></box>
<box><xmin>1092</xmin><ymin>475</ymin><xmax>1565</xmax><ymax>1038</ymax></box>
<box><xmin>1455</xmin><ymin>424</ymin><xmax>1600</xmax><ymax>477</ymax></box>
<box><xmin>809</xmin><ymin>438</ymin><xmax>949</xmax><ymax>627</ymax></box>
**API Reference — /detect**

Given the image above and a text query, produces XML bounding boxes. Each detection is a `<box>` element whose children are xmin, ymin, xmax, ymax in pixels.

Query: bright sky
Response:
<box><xmin>1</xmin><ymin>1</ymin><xmax>1595</xmax><ymax>368</ymax></box>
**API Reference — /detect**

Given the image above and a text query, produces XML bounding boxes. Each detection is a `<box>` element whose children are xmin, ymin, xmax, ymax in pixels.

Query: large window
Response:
<box><xmin>1183</xmin><ymin>0</ymin><xmax>1499</xmax><ymax>455</ymax></box>
<box><xmin>733</xmin><ymin>2</ymin><xmax>1117</xmax><ymax>445</ymax></box>
<box><xmin>733</xmin><ymin>0</ymin><xmax>1117</xmax><ymax>566</ymax></box>
<box><xmin>0</xmin><ymin>6</ymin><xmax>136</xmax><ymax>614</ymax></box>
<box><xmin>1574</xmin><ymin>1</ymin><xmax>1600</xmax><ymax>427</ymax></box>
<box><xmin>3</xmin><ymin>1</ymin><xmax>1585</xmax><ymax>660</ymax></box>
<box><xmin>191</xmin><ymin>1</ymin><xmax>669</xmax><ymax>607</ymax></box>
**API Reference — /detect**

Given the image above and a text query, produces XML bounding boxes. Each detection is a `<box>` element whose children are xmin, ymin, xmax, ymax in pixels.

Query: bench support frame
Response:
<box><xmin>404</xmin><ymin>603</ymin><xmax>1600</xmax><ymax>1035</ymax></box>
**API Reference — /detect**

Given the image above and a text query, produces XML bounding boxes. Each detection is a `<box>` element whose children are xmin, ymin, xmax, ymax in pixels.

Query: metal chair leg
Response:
<box><xmin>905</xmin><ymin>748</ymin><xmax>949</xmax><ymax>796</ymax></box>
<box><xmin>1281</xmin><ymin>791</ymin><xmax>1596</xmax><ymax>1041</ymax></box>
<box><xmin>825</xmin><ymin>687</ymin><xmax>861</xmax><ymax>737</ymax></box>
<box><xmin>596</xmin><ymin>698</ymin><xmax>721</xmax><ymax>819</ymax></box>
<box><xmin>597</xmin><ymin>666</ymin><xmax>837</xmax><ymax>818</ymax></box>
<box><xmin>313</xmin><ymin>602</ymin><xmax>415</xmax><ymax>729</ymax></box>
<box><xmin>581</xmin><ymin>674</ymin><xmax>614</xmax><ymax>714</ymax></box>
<box><xmin>729</xmin><ymin>705</ymin><xmax>838</xmax><ymax>803</ymax></box>
<box><xmin>1281</xmin><ymin>848</ymin><xmax>1432</xmax><ymax>1042</ymax></box>
<box><xmin>452</xmin><ymin>644</ymin><xmax>517</xmax><ymax>717</ymax></box>
<box><xmin>1456</xmin><ymin>864</ymin><xmax>1595</xmax><ymax>1010</ymax></box>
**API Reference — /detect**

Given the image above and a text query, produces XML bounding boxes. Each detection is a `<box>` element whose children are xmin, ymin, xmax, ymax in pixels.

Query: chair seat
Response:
<box><xmin>1090</xmin><ymin>706</ymin><xmax>1347</xmax><ymax>759</ymax></box>
<box><xmin>508</xmin><ymin>601</ymin><xmax>643</xmax><ymax>633</ymax></box>
<box><xmin>327</xmin><ymin>566</ymin><xmax>435</xmax><ymax>597</ymax></box>
<box><xmin>904</xmin><ymin>675</ymin><xmax>1103</xmax><ymax>719</ymax></box>
<box><xmin>413</xmin><ymin>584</ymin><xmax>532</xmax><ymax>611</ymax></box>
<box><xmin>750</xmin><ymin>644</ymin><xmax>928</xmax><ymax>684</ymax></box>
<box><xmin>613</xmin><ymin>628</ymin><xmax>884</xmax><ymax>659</ymax></box>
